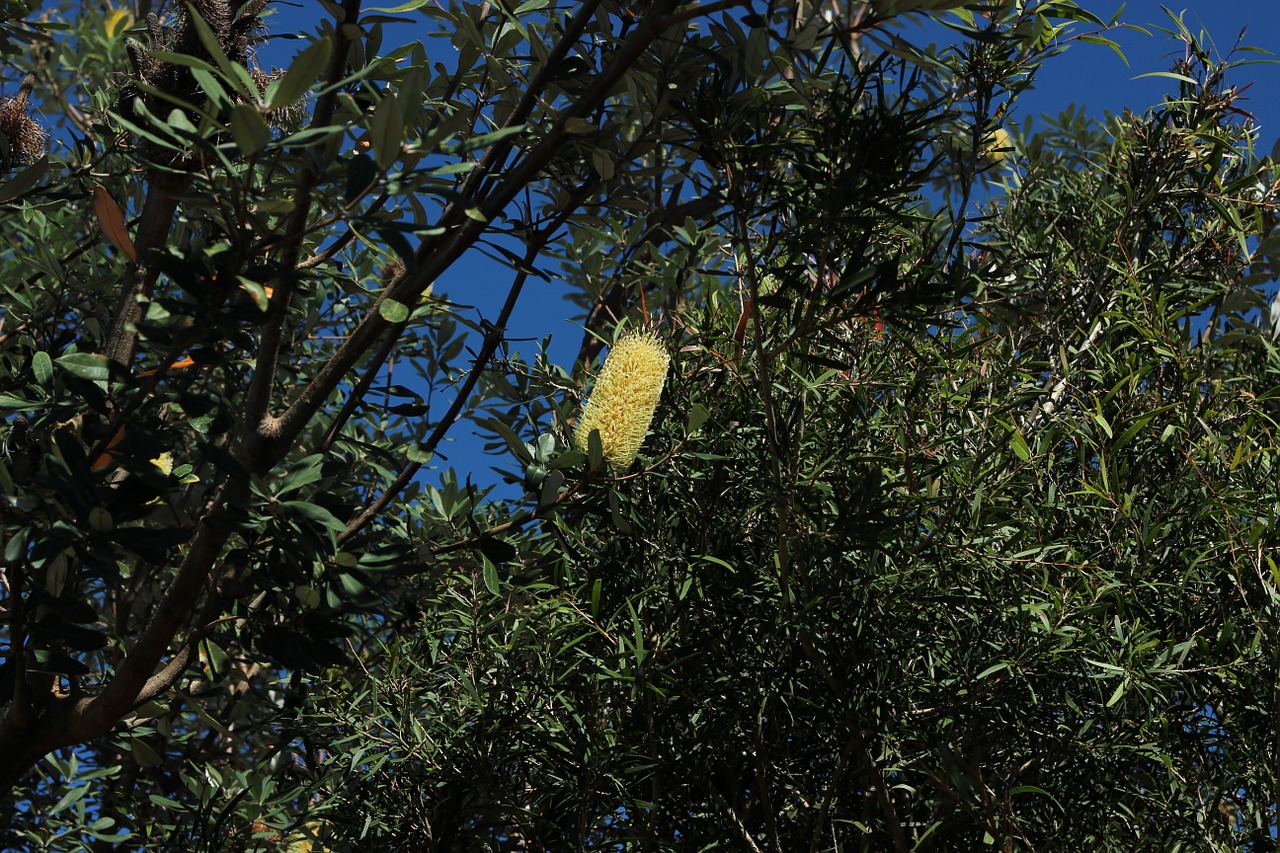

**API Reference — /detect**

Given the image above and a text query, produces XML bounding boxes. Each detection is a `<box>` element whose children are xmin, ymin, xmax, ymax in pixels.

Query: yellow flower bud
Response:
<box><xmin>574</xmin><ymin>332</ymin><xmax>670</xmax><ymax>469</ymax></box>
<box><xmin>983</xmin><ymin>126</ymin><xmax>1012</xmax><ymax>165</ymax></box>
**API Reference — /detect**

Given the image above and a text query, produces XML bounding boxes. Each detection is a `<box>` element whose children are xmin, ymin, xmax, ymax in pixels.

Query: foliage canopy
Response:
<box><xmin>2</xmin><ymin>0</ymin><xmax>1280</xmax><ymax>850</ymax></box>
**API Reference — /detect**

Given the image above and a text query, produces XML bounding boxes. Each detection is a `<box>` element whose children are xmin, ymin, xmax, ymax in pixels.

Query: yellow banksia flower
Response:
<box><xmin>574</xmin><ymin>332</ymin><xmax>670</xmax><ymax>469</ymax></box>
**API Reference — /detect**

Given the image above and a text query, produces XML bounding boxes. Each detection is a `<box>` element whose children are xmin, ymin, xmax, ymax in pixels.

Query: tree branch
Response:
<box><xmin>102</xmin><ymin>170</ymin><xmax>189</xmax><ymax>367</ymax></box>
<box><xmin>336</xmin><ymin>228</ymin><xmax>555</xmax><ymax>545</ymax></box>
<box><xmin>243</xmin><ymin>0</ymin><xmax>363</xmax><ymax>468</ymax></box>
<box><xmin>76</xmin><ymin>476</ymin><xmax>245</xmax><ymax>740</ymax></box>
<box><xmin>258</xmin><ymin>0</ymin><xmax>698</xmax><ymax>466</ymax></box>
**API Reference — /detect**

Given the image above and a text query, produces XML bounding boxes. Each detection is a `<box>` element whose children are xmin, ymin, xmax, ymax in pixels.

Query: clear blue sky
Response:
<box><xmin>257</xmin><ymin>1</ymin><xmax>1280</xmax><ymax>495</ymax></box>
<box><xmin>1006</xmin><ymin>2</ymin><xmax>1280</xmax><ymax>147</ymax></box>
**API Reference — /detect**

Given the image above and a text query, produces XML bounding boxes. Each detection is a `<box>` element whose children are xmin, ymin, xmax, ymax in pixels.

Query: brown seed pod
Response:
<box><xmin>117</xmin><ymin>1</ymin><xmax>272</xmax><ymax>140</ymax></box>
<box><xmin>0</xmin><ymin>74</ymin><xmax>45</xmax><ymax>170</ymax></box>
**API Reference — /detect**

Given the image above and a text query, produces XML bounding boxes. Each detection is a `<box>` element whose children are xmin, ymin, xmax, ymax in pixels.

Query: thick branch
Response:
<box><xmin>103</xmin><ymin>171</ymin><xmax>189</xmax><ymax>367</ymax></box>
<box><xmin>79</xmin><ymin>477</ymin><xmax>244</xmax><ymax>735</ymax></box>
<box><xmin>0</xmin><ymin>478</ymin><xmax>243</xmax><ymax>791</ymax></box>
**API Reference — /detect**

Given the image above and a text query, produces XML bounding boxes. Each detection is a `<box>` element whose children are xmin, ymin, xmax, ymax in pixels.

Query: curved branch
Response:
<box><xmin>77</xmin><ymin>476</ymin><xmax>245</xmax><ymax>736</ymax></box>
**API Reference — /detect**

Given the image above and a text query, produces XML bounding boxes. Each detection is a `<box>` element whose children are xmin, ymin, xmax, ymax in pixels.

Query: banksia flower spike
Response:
<box><xmin>574</xmin><ymin>331</ymin><xmax>670</xmax><ymax>469</ymax></box>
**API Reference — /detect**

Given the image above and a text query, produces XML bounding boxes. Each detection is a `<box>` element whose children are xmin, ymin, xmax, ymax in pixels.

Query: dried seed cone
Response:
<box><xmin>574</xmin><ymin>332</ymin><xmax>670</xmax><ymax>469</ymax></box>
<box><xmin>0</xmin><ymin>74</ymin><xmax>45</xmax><ymax>169</ymax></box>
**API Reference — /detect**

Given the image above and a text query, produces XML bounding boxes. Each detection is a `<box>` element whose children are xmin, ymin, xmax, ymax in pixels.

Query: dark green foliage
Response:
<box><xmin>2</xmin><ymin>1</ymin><xmax>1279</xmax><ymax>851</ymax></box>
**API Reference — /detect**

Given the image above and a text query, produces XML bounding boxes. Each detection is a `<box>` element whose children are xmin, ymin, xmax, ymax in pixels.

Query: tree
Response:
<box><xmin>2</xmin><ymin>0</ymin><xmax>1278</xmax><ymax>850</ymax></box>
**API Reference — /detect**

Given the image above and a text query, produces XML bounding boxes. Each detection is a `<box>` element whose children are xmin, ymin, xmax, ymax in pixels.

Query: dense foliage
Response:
<box><xmin>2</xmin><ymin>0</ymin><xmax>1279</xmax><ymax>850</ymax></box>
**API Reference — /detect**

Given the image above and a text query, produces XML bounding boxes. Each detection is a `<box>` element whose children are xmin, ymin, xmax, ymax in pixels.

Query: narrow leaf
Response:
<box><xmin>183</xmin><ymin>2</ymin><xmax>256</xmax><ymax>100</ymax></box>
<box><xmin>0</xmin><ymin>154</ymin><xmax>49</xmax><ymax>203</ymax></box>
<box><xmin>369</xmin><ymin>92</ymin><xmax>404</xmax><ymax>171</ymax></box>
<box><xmin>481</xmin><ymin>556</ymin><xmax>500</xmax><ymax>596</ymax></box>
<box><xmin>93</xmin><ymin>185</ymin><xmax>137</xmax><ymax>262</ymax></box>
<box><xmin>265</xmin><ymin>37</ymin><xmax>333</xmax><ymax>110</ymax></box>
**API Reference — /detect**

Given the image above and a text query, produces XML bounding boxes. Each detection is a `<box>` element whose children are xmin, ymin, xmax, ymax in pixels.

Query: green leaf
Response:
<box><xmin>339</xmin><ymin>571</ymin><xmax>372</xmax><ymax>602</ymax></box>
<box><xmin>369</xmin><ymin>91</ymin><xmax>404</xmax><ymax>171</ymax></box>
<box><xmin>237</xmin><ymin>276</ymin><xmax>271</xmax><ymax>311</ymax></box>
<box><xmin>481</xmin><ymin>556</ymin><xmax>500</xmax><ymax>596</ymax></box>
<box><xmin>146</xmin><ymin>49</ymin><xmax>221</xmax><ymax>75</ymax></box>
<box><xmin>30</xmin><ymin>649</ymin><xmax>91</xmax><ymax>675</ymax></box>
<box><xmin>378</xmin><ymin>298</ymin><xmax>410</xmax><ymax>323</ymax></box>
<box><xmin>49</xmin><ymin>783</ymin><xmax>91</xmax><ymax>815</ymax></box>
<box><xmin>587</xmin><ymin>429</ymin><xmax>604</xmax><ymax>472</ymax></box>
<box><xmin>1077</xmin><ymin>33</ymin><xmax>1128</xmax><ymax>66</ymax></box>
<box><xmin>189</xmin><ymin>67</ymin><xmax>230</xmax><ymax>111</ymax></box>
<box><xmin>31</xmin><ymin>351</ymin><xmax>52</xmax><ymax>387</ymax></box>
<box><xmin>130</xmin><ymin>738</ymin><xmax>162</xmax><ymax>768</ymax></box>
<box><xmin>183</xmin><ymin>695</ymin><xmax>232</xmax><ymax>737</ymax></box>
<box><xmin>549</xmin><ymin>448</ymin><xmax>583</xmax><ymax>470</ymax></box>
<box><xmin>1090</xmin><ymin>410</ymin><xmax>1113</xmax><ymax>440</ymax></box>
<box><xmin>446</xmin><ymin>123</ymin><xmax>526</xmax><ymax>154</ymax></box>
<box><xmin>608</xmin><ymin>488</ymin><xmax>632</xmax><ymax>533</ymax></box>
<box><xmin>686</xmin><ymin>402</ymin><xmax>710</xmax><ymax>435</ymax></box>
<box><xmin>276</xmin><ymin>454</ymin><xmax>327</xmax><ymax>497</ymax></box>
<box><xmin>1133</xmin><ymin>71</ymin><xmax>1199</xmax><ymax>86</ymax></box>
<box><xmin>1009</xmin><ymin>429</ymin><xmax>1030</xmax><ymax>463</ymax></box>
<box><xmin>514</xmin><ymin>0</ymin><xmax>550</xmax><ymax>15</ymax></box>
<box><xmin>1008</xmin><ymin>785</ymin><xmax>1065</xmax><ymax>812</ymax></box>
<box><xmin>366</xmin><ymin>0</ymin><xmax>431</xmax><ymax>10</ymax></box>
<box><xmin>479</xmin><ymin>417</ymin><xmax>534</xmax><ymax>465</ymax></box>
<box><xmin>1106</xmin><ymin>678</ymin><xmax>1129</xmax><ymax>707</ymax></box>
<box><xmin>199</xmin><ymin>638</ymin><xmax>229</xmax><ymax>682</ymax></box>
<box><xmin>0</xmin><ymin>153</ymin><xmax>48</xmax><ymax>202</ymax></box>
<box><xmin>281</xmin><ymin>500</ymin><xmax>347</xmax><ymax>532</ymax></box>
<box><xmin>0</xmin><ymin>393</ymin><xmax>40</xmax><ymax>411</ymax></box>
<box><xmin>56</xmin><ymin>352</ymin><xmax>111</xmax><ymax>381</ymax></box>
<box><xmin>295</xmin><ymin>584</ymin><xmax>322</xmax><ymax>608</ymax></box>
<box><xmin>538</xmin><ymin>468</ymin><xmax>565</xmax><ymax>509</ymax></box>
<box><xmin>182</xmin><ymin>2</ymin><xmax>257</xmax><ymax>100</ymax></box>
<box><xmin>229</xmin><ymin>103</ymin><xmax>271</xmax><ymax>155</ymax></box>
<box><xmin>265</xmin><ymin>37</ymin><xmax>333</xmax><ymax>110</ymax></box>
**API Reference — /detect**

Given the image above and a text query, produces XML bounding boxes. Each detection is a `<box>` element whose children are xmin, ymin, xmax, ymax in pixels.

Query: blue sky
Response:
<box><xmin>1007</xmin><ymin>2</ymin><xmax>1280</xmax><ymax>146</ymax></box>
<box><xmin>255</xmin><ymin>1</ymin><xmax>1280</xmax><ymax>494</ymax></box>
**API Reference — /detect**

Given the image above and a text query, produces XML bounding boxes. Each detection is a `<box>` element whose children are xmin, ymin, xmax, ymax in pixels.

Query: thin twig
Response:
<box><xmin>337</xmin><ymin>225</ymin><xmax>559</xmax><ymax>545</ymax></box>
